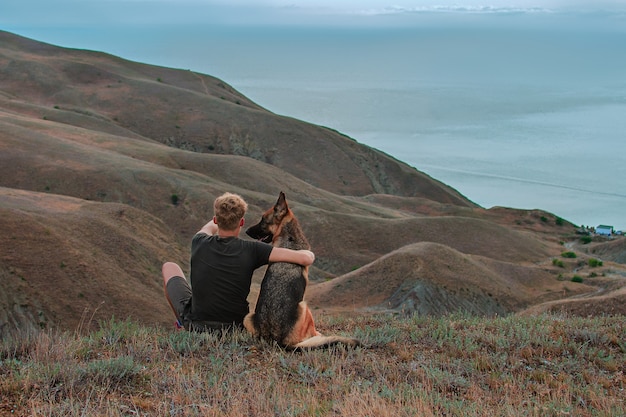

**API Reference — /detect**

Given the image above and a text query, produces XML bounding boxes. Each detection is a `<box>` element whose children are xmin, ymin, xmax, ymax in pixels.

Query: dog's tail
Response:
<box><xmin>293</xmin><ymin>334</ymin><xmax>361</xmax><ymax>350</ymax></box>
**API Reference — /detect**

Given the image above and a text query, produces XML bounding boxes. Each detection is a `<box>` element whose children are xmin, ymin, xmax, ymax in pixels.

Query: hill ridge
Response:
<box><xmin>1</xmin><ymin>30</ymin><xmax>624</xmax><ymax>333</ymax></box>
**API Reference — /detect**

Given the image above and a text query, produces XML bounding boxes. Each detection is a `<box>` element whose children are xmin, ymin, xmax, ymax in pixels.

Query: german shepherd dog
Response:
<box><xmin>244</xmin><ymin>192</ymin><xmax>360</xmax><ymax>349</ymax></box>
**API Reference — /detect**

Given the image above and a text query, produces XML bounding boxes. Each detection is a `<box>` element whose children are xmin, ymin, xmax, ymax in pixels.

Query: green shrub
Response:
<box><xmin>561</xmin><ymin>251</ymin><xmax>577</xmax><ymax>258</ymax></box>
<box><xmin>555</xmin><ymin>217</ymin><xmax>564</xmax><ymax>226</ymax></box>
<box><xmin>588</xmin><ymin>258</ymin><xmax>603</xmax><ymax>267</ymax></box>
<box><xmin>552</xmin><ymin>258</ymin><xmax>565</xmax><ymax>268</ymax></box>
<box><xmin>580</xmin><ymin>236</ymin><xmax>592</xmax><ymax>244</ymax></box>
<box><xmin>171</xmin><ymin>194</ymin><xmax>179</xmax><ymax>205</ymax></box>
<box><xmin>82</xmin><ymin>356</ymin><xmax>142</xmax><ymax>385</ymax></box>
<box><xmin>571</xmin><ymin>275</ymin><xmax>584</xmax><ymax>283</ymax></box>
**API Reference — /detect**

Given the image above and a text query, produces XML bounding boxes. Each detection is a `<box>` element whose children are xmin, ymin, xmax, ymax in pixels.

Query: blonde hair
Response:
<box><xmin>213</xmin><ymin>192</ymin><xmax>248</xmax><ymax>231</ymax></box>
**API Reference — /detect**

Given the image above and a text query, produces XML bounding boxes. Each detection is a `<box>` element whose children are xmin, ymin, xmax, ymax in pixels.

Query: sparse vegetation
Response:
<box><xmin>561</xmin><ymin>251</ymin><xmax>577</xmax><ymax>259</ymax></box>
<box><xmin>588</xmin><ymin>258</ymin><xmax>603</xmax><ymax>267</ymax></box>
<box><xmin>1</xmin><ymin>314</ymin><xmax>624</xmax><ymax>416</ymax></box>
<box><xmin>552</xmin><ymin>258</ymin><xmax>565</xmax><ymax>268</ymax></box>
<box><xmin>580</xmin><ymin>236</ymin><xmax>593</xmax><ymax>244</ymax></box>
<box><xmin>3</xmin><ymin>33</ymin><xmax>626</xmax><ymax>411</ymax></box>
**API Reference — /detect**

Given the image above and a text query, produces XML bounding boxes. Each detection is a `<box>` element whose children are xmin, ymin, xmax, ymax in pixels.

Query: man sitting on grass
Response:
<box><xmin>162</xmin><ymin>192</ymin><xmax>315</xmax><ymax>331</ymax></box>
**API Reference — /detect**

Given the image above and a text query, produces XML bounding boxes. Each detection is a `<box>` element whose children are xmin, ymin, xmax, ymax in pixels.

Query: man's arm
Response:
<box><xmin>198</xmin><ymin>218</ymin><xmax>219</xmax><ymax>236</ymax></box>
<box><xmin>269</xmin><ymin>248</ymin><xmax>315</xmax><ymax>266</ymax></box>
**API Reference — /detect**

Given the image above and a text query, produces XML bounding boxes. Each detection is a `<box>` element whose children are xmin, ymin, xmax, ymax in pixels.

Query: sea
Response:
<box><xmin>5</xmin><ymin>8</ymin><xmax>626</xmax><ymax>230</ymax></box>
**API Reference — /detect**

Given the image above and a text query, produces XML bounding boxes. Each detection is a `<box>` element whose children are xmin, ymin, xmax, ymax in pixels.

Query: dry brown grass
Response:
<box><xmin>1</xmin><ymin>313</ymin><xmax>624</xmax><ymax>416</ymax></box>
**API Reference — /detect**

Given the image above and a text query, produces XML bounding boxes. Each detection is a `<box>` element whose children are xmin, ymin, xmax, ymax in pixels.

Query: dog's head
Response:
<box><xmin>246</xmin><ymin>191</ymin><xmax>290</xmax><ymax>244</ymax></box>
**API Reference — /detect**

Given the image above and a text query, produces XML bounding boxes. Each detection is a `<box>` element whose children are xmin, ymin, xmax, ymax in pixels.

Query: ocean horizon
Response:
<box><xmin>4</xmin><ymin>7</ymin><xmax>626</xmax><ymax>229</ymax></box>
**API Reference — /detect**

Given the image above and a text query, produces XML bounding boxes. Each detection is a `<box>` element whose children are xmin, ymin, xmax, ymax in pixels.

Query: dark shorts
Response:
<box><xmin>165</xmin><ymin>276</ymin><xmax>242</xmax><ymax>333</ymax></box>
<box><xmin>166</xmin><ymin>276</ymin><xmax>192</xmax><ymax>324</ymax></box>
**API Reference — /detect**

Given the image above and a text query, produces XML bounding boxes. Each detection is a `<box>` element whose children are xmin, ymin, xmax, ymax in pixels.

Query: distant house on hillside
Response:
<box><xmin>596</xmin><ymin>225</ymin><xmax>613</xmax><ymax>236</ymax></box>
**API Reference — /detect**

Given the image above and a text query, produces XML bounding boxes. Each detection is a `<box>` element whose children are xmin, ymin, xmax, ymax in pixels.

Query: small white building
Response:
<box><xmin>596</xmin><ymin>225</ymin><xmax>613</xmax><ymax>236</ymax></box>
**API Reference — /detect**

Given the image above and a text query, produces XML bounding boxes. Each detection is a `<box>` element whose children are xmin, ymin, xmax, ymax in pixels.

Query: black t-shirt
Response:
<box><xmin>188</xmin><ymin>233</ymin><xmax>273</xmax><ymax>325</ymax></box>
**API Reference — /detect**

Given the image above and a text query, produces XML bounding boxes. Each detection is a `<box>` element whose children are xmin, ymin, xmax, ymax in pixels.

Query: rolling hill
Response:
<box><xmin>1</xmin><ymin>30</ymin><xmax>624</xmax><ymax>335</ymax></box>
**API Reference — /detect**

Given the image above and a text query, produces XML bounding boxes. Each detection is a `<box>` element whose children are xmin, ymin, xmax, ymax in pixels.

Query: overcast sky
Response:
<box><xmin>3</xmin><ymin>0</ymin><xmax>626</xmax><ymax>28</ymax></box>
<box><xmin>2</xmin><ymin>0</ymin><xmax>625</xmax><ymax>67</ymax></box>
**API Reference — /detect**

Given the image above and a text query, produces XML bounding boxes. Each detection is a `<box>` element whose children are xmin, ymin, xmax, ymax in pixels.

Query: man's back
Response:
<box><xmin>188</xmin><ymin>234</ymin><xmax>272</xmax><ymax>324</ymax></box>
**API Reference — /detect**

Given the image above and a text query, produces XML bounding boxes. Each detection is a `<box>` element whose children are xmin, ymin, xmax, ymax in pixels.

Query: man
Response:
<box><xmin>163</xmin><ymin>192</ymin><xmax>315</xmax><ymax>331</ymax></box>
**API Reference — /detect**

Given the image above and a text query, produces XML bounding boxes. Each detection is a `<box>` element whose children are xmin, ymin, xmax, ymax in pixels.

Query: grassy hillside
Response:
<box><xmin>1</xmin><ymin>314</ymin><xmax>624</xmax><ymax>416</ymax></box>
<box><xmin>1</xmin><ymin>30</ymin><xmax>625</xmax><ymax>335</ymax></box>
<box><xmin>0</xmin><ymin>30</ymin><xmax>470</xmax><ymax>203</ymax></box>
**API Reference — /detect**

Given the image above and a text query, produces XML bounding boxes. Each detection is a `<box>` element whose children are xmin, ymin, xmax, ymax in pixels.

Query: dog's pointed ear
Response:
<box><xmin>274</xmin><ymin>191</ymin><xmax>288</xmax><ymax>216</ymax></box>
<box><xmin>277</xmin><ymin>191</ymin><xmax>286</xmax><ymax>206</ymax></box>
